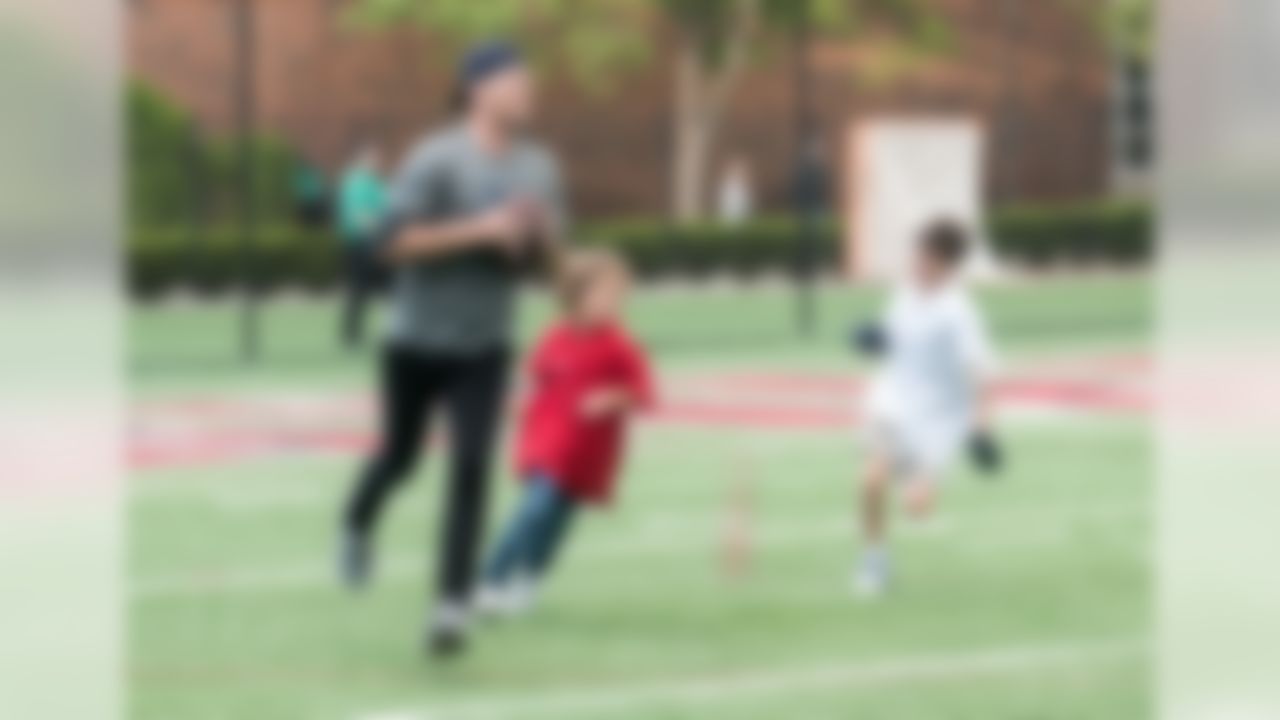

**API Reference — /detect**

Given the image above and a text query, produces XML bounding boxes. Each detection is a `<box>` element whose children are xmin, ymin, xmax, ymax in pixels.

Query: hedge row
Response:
<box><xmin>991</xmin><ymin>200</ymin><xmax>1152</xmax><ymax>264</ymax></box>
<box><xmin>129</xmin><ymin>201</ymin><xmax>1152</xmax><ymax>296</ymax></box>
<box><xmin>131</xmin><ymin>227</ymin><xmax>341</xmax><ymax>296</ymax></box>
<box><xmin>579</xmin><ymin>216</ymin><xmax>839</xmax><ymax>278</ymax></box>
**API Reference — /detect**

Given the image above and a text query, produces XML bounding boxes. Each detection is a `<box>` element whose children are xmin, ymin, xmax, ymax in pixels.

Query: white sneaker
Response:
<box><xmin>506</xmin><ymin>573</ymin><xmax>540</xmax><ymax>617</ymax></box>
<box><xmin>433</xmin><ymin>601</ymin><xmax>470</xmax><ymax>632</ymax></box>
<box><xmin>426</xmin><ymin>601</ymin><xmax>470</xmax><ymax>658</ymax></box>
<box><xmin>851</xmin><ymin>553</ymin><xmax>890</xmax><ymax>600</ymax></box>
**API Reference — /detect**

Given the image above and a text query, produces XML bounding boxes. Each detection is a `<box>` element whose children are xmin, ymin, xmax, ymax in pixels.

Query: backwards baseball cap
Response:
<box><xmin>452</xmin><ymin>40</ymin><xmax>526</xmax><ymax>109</ymax></box>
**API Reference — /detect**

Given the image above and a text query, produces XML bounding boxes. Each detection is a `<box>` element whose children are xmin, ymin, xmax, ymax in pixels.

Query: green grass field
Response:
<box><xmin>130</xmin><ymin>274</ymin><xmax>1152</xmax><ymax>719</ymax></box>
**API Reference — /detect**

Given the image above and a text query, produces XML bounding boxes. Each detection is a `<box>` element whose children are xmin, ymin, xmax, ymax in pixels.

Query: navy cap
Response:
<box><xmin>459</xmin><ymin>40</ymin><xmax>524</xmax><ymax>92</ymax></box>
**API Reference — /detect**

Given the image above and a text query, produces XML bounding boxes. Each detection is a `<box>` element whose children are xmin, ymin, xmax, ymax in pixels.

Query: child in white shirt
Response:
<box><xmin>855</xmin><ymin>219</ymin><xmax>1000</xmax><ymax>598</ymax></box>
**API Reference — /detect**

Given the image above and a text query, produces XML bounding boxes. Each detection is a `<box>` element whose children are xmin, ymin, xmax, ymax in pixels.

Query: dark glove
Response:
<box><xmin>850</xmin><ymin>322</ymin><xmax>890</xmax><ymax>358</ymax></box>
<box><xmin>968</xmin><ymin>429</ymin><xmax>1004</xmax><ymax>476</ymax></box>
<box><xmin>511</xmin><ymin>198</ymin><xmax>558</xmax><ymax>274</ymax></box>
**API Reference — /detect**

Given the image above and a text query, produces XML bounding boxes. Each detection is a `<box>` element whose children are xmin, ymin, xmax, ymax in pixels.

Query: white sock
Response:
<box><xmin>434</xmin><ymin>601</ymin><xmax>470</xmax><ymax>632</ymax></box>
<box><xmin>863</xmin><ymin>544</ymin><xmax>889</xmax><ymax>572</ymax></box>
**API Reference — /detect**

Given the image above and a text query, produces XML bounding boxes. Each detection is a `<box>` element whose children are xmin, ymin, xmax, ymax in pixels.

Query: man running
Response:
<box><xmin>339</xmin><ymin>41</ymin><xmax>566</xmax><ymax>659</ymax></box>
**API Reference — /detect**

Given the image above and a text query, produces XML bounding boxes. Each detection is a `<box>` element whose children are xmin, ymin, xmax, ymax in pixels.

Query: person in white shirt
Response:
<box><xmin>716</xmin><ymin>156</ymin><xmax>754</xmax><ymax>226</ymax></box>
<box><xmin>854</xmin><ymin>219</ymin><xmax>1000</xmax><ymax>598</ymax></box>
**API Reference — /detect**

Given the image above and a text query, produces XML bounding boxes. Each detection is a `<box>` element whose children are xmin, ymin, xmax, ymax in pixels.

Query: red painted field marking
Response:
<box><xmin>132</xmin><ymin>354</ymin><xmax>1152</xmax><ymax>472</ymax></box>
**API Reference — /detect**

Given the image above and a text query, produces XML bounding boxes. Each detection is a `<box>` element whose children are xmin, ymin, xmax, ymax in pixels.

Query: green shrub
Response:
<box><xmin>989</xmin><ymin>200</ymin><xmax>1152</xmax><ymax>265</ymax></box>
<box><xmin>128</xmin><ymin>201</ymin><xmax>1151</xmax><ymax>297</ymax></box>
<box><xmin>205</xmin><ymin>134</ymin><xmax>306</xmax><ymax>227</ymax></box>
<box><xmin>580</xmin><ymin>217</ymin><xmax>839</xmax><ymax>279</ymax></box>
<box><xmin>129</xmin><ymin>79</ymin><xmax>308</xmax><ymax>232</ymax></box>
<box><xmin>128</xmin><ymin>82</ymin><xmax>211</xmax><ymax>227</ymax></box>
<box><xmin>130</xmin><ymin>225</ymin><xmax>340</xmax><ymax>297</ymax></box>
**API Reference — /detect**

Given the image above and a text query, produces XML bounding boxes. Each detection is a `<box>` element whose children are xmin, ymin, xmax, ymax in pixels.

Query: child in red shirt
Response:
<box><xmin>477</xmin><ymin>249</ymin><xmax>653</xmax><ymax>618</ymax></box>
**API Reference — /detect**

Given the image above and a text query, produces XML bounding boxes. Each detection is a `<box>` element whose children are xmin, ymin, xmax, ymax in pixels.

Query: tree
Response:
<box><xmin>1054</xmin><ymin>0</ymin><xmax>1154</xmax><ymax>190</ymax></box>
<box><xmin>657</xmin><ymin>0</ymin><xmax>943</xmax><ymax>221</ymax></box>
<box><xmin>1073</xmin><ymin>0</ymin><xmax>1153</xmax><ymax>62</ymax></box>
<box><xmin>352</xmin><ymin>0</ymin><xmax>947</xmax><ymax>222</ymax></box>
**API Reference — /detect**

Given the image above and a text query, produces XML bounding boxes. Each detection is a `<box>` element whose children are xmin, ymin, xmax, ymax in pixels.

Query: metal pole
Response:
<box><xmin>792</xmin><ymin>0</ymin><xmax>819</xmax><ymax>339</ymax></box>
<box><xmin>997</xmin><ymin>0</ymin><xmax>1023</xmax><ymax>204</ymax></box>
<box><xmin>233</xmin><ymin>0</ymin><xmax>259</xmax><ymax>362</ymax></box>
<box><xmin>184</xmin><ymin>120</ymin><xmax>205</xmax><ymax>278</ymax></box>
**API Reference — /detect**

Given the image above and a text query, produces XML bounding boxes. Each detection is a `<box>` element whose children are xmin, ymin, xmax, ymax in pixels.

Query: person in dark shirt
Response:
<box><xmin>339</xmin><ymin>41</ymin><xmax>567</xmax><ymax>659</ymax></box>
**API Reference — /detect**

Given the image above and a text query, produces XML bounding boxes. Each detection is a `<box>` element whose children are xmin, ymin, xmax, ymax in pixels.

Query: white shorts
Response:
<box><xmin>863</xmin><ymin>414</ymin><xmax>965</xmax><ymax>480</ymax></box>
<box><xmin>860</xmin><ymin>389</ymin><xmax>968</xmax><ymax>481</ymax></box>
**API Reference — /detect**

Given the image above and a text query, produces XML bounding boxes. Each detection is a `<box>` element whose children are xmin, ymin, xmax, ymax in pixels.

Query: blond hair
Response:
<box><xmin>555</xmin><ymin>248</ymin><xmax>631</xmax><ymax>314</ymax></box>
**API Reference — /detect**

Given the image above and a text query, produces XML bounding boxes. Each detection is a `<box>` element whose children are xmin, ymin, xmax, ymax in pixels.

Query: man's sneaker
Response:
<box><xmin>338</xmin><ymin>530</ymin><xmax>372</xmax><ymax>591</ymax></box>
<box><xmin>426</xmin><ymin>602</ymin><xmax>470</xmax><ymax>660</ymax></box>
<box><xmin>851</xmin><ymin>551</ymin><xmax>890</xmax><ymax>600</ymax></box>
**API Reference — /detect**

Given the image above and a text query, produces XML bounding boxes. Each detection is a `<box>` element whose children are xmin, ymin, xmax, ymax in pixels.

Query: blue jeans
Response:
<box><xmin>484</xmin><ymin>475</ymin><xmax>579</xmax><ymax>584</ymax></box>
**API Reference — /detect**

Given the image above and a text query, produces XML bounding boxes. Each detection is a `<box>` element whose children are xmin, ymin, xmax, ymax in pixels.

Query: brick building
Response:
<box><xmin>129</xmin><ymin>0</ymin><xmax>1127</xmax><ymax>220</ymax></box>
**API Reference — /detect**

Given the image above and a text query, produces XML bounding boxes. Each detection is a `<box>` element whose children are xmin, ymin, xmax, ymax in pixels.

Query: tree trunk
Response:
<box><xmin>669</xmin><ymin>0</ymin><xmax>758</xmax><ymax>223</ymax></box>
<box><xmin>671</xmin><ymin>41</ymin><xmax>714</xmax><ymax>224</ymax></box>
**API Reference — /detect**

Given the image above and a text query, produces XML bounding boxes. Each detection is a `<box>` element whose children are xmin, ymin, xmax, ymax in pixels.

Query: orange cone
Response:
<box><xmin>721</xmin><ymin>454</ymin><xmax>755</xmax><ymax>581</ymax></box>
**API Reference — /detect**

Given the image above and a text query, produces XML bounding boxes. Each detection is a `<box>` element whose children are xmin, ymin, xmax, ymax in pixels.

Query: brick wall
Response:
<box><xmin>129</xmin><ymin>0</ymin><xmax>1112</xmax><ymax>219</ymax></box>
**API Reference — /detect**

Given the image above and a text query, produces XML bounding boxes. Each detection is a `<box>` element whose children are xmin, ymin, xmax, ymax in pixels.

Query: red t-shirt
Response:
<box><xmin>515</xmin><ymin>322</ymin><xmax>654</xmax><ymax>504</ymax></box>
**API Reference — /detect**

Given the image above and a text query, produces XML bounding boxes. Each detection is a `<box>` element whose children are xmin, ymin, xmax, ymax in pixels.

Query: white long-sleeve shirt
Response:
<box><xmin>866</xmin><ymin>282</ymin><xmax>997</xmax><ymax>448</ymax></box>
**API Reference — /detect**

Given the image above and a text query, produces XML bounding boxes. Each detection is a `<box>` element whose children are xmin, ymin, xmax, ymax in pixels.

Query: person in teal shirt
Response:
<box><xmin>292</xmin><ymin>160</ymin><xmax>330</xmax><ymax>228</ymax></box>
<box><xmin>337</xmin><ymin>140</ymin><xmax>388</xmax><ymax>348</ymax></box>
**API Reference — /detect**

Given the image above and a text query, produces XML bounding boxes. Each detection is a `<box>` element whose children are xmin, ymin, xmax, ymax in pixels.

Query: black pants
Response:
<box><xmin>344</xmin><ymin>343</ymin><xmax>511</xmax><ymax>603</ymax></box>
<box><xmin>340</xmin><ymin>245</ymin><xmax>378</xmax><ymax>349</ymax></box>
<box><xmin>295</xmin><ymin>197</ymin><xmax>330</xmax><ymax>229</ymax></box>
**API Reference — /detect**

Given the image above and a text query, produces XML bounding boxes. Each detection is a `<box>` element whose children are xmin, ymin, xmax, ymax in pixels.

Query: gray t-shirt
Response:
<box><xmin>379</xmin><ymin>125</ymin><xmax>566</xmax><ymax>353</ymax></box>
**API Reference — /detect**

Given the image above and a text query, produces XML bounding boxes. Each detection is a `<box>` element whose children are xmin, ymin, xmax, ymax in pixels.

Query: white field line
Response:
<box><xmin>132</xmin><ymin>504</ymin><xmax>1145</xmax><ymax>600</ymax></box>
<box><xmin>132</xmin><ymin>524</ymin><xmax>848</xmax><ymax>599</ymax></box>
<box><xmin>353</xmin><ymin>637</ymin><xmax>1144</xmax><ymax>720</ymax></box>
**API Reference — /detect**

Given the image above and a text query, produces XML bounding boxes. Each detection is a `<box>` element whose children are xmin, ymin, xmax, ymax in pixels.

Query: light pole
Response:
<box><xmin>997</xmin><ymin>0</ymin><xmax>1023</xmax><ymax>204</ymax></box>
<box><xmin>791</xmin><ymin>0</ymin><xmax>824</xmax><ymax>339</ymax></box>
<box><xmin>183</xmin><ymin>119</ymin><xmax>206</xmax><ymax>277</ymax></box>
<box><xmin>232</xmin><ymin>0</ymin><xmax>259</xmax><ymax>362</ymax></box>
